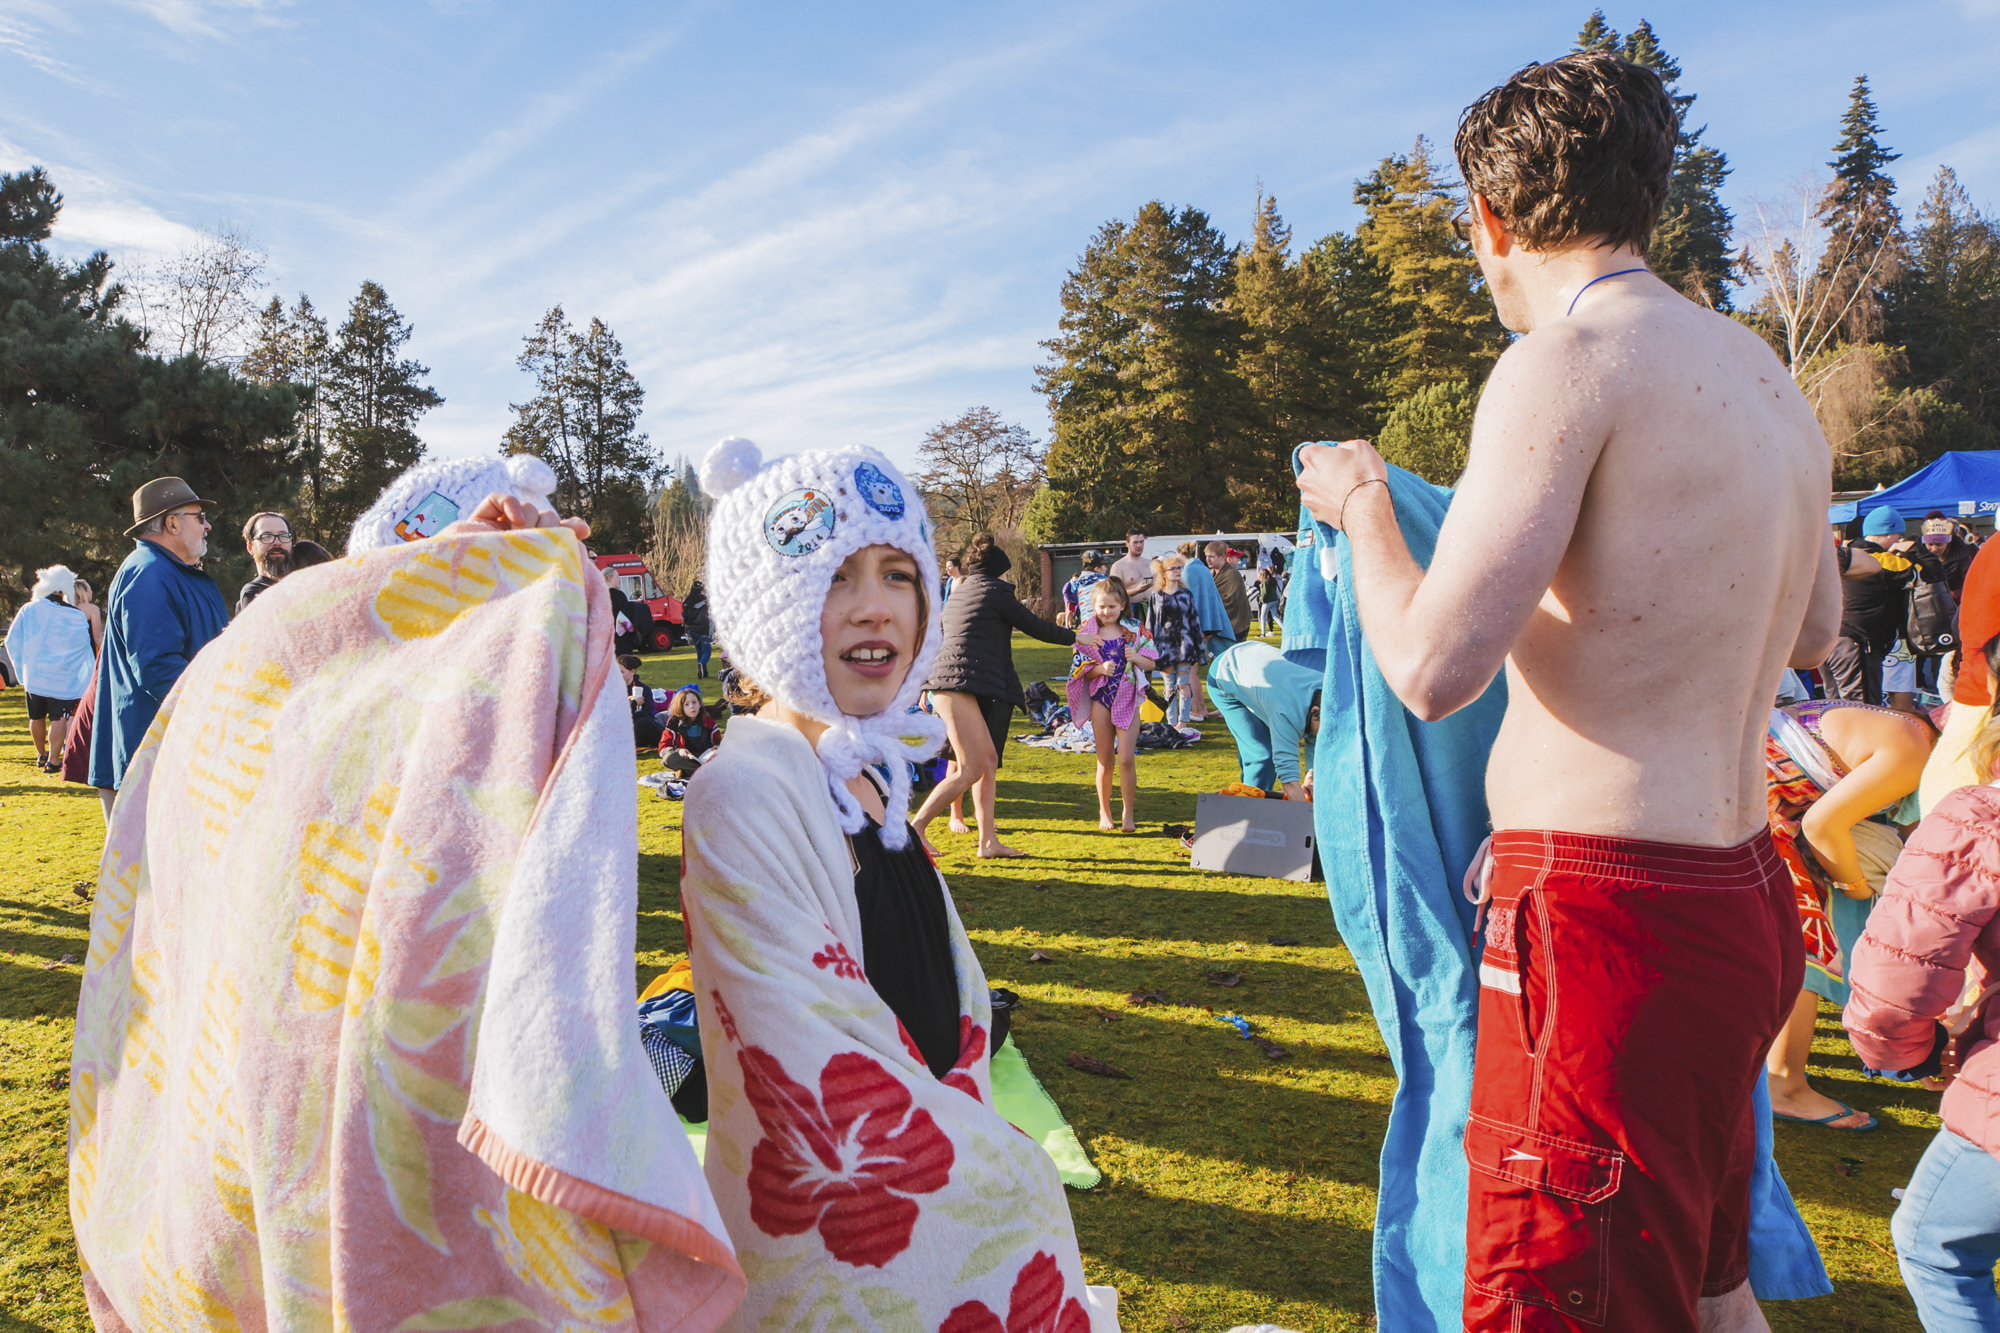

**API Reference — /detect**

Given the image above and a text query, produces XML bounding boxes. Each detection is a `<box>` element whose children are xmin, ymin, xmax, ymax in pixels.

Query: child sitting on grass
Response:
<box><xmin>1066</xmin><ymin>576</ymin><xmax>1158</xmax><ymax>832</ymax></box>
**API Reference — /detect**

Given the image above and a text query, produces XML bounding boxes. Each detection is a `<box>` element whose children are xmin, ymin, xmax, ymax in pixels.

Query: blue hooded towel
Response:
<box><xmin>1289</xmin><ymin>453</ymin><xmax>1828</xmax><ymax>1329</ymax></box>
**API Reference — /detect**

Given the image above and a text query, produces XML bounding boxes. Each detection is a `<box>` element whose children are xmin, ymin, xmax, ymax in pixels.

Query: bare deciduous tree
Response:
<box><xmin>1743</xmin><ymin>175</ymin><xmax>1897</xmax><ymax>398</ymax></box>
<box><xmin>129</xmin><ymin>222</ymin><xmax>269</xmax><ymax>365</ymax></box>
<box><xmin>1743</xmin><ymin>175</ymin><xmax>1914</xmax><ymax>476</ymax></box>
<box><xmin>914</xmin><ymin>407</ymin><xmax>1045</xmax><ymax>562</ymax></box>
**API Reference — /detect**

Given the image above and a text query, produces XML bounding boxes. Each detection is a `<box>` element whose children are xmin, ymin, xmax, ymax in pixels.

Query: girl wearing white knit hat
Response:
<box><xmin>680</xmin><ymin>438</ymin><xmax>1117</xmax><ymax>1333</ymax></box>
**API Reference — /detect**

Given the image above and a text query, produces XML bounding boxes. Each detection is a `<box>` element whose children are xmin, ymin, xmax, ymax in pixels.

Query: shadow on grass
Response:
<box><xmin>1079</xmin><ymin>1185</ymin><xmax>1375</xmax><ymax>1309</ymax></box>
<box><xmin>0</xmin><ymin>781</ymin><xmax>98</xmax><ymax>800</ymax></box>
<box><xmin>1765</xmin><ymin>1280</ymin><xmax>1922</xmax><ymax>1331</ymax></box>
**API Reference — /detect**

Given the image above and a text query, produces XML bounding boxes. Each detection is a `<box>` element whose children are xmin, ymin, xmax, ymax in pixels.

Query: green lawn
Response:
<box><xmin>0</xmin><ymin>635</ymin><xmax>1940</xmax><ymax>1330</ymax></box>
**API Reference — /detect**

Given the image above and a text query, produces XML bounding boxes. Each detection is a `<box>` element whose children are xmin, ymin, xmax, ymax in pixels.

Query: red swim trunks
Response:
<box><xmin>1463</xmin><ymin>830</ymin><xmax>1799</xmax><ymax>1332</ymax></box>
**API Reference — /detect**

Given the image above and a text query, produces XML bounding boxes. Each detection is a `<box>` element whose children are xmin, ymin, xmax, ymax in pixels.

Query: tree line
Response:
<box><xmin>1014</xmin><ymin>11</ymin><xmax>2000</xmax><ymax>544</ymax></box>
<box><xmin>0</xmin><ymin>159</ymin><xmax>671</xmax><ymax>601</ymax></box>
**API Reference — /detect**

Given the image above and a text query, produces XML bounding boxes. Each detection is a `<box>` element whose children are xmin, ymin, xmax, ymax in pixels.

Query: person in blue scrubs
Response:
<box><xmin>1205</xmin><ymin>638</ymin><xmax>1321</xmax><ymax>801</ymax></box>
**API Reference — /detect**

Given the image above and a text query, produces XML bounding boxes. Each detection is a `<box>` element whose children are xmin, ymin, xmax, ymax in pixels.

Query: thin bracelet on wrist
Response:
<box><xmin>1338</xmin><ymin>476</ymin><xmax>1389</xmax><ymax>529</ymax></box>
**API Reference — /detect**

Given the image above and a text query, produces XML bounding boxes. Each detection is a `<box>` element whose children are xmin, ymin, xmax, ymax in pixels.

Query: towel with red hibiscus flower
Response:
<box><xmin>681</xmin><ymin>715</ymin><xmax>1118</xmax><ymax>1332</ymax></box>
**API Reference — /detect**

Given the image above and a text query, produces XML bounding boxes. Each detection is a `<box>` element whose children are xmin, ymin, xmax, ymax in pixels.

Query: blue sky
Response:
<box><xmin>4</xmin><ymin>0</ymin><xmax>1998</xmax><ymax>476</ymax></box>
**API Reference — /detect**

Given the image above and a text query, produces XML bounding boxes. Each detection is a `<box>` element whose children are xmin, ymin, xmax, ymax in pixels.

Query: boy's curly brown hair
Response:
<box><xmin>1454</xmin><ymin>52</ymin><xmax>1677</xmax><ymax>256</ymax></box>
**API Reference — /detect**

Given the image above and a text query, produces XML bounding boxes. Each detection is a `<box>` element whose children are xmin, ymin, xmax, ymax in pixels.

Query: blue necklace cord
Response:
<box><xmin>1565</xmin><ymin>267</ymin><xmax>1648</xmax><ymax>318</ymax></box>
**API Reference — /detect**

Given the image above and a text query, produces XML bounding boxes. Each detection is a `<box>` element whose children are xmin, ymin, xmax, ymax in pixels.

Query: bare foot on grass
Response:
<box><xmin>1098</xmin><ymin>815</ymin><xmax>1117</xmax><ymax>832</ymax></box>
<box><xmin>978</xmin><ymin>841</ymin><xmax>1028</xmax><ymax>859</ymax></box>
<box><xmin>948</xmin><ymin>815</ymin><xmax>971</xmax><ymax>834</ymax></box>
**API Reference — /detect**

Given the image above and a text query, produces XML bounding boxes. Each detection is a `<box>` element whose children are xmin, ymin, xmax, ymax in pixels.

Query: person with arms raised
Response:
<box><xmin>1297</xmin><ymin>52</ymin><xmax>1840</xmax><ymax>1333</ymax></box>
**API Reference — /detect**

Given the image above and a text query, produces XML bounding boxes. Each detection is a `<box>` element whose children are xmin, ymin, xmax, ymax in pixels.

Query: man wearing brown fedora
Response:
<box><xmin>86</xmin><ymin>477</ymin><xmax>231</xmax><ymax>815</ymax></box>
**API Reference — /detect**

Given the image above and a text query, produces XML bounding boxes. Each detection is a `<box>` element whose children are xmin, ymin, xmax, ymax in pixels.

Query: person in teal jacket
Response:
<box><xmin>1204</xmin><ymin>639</ymin><xmax>1321</xmax><ymax>801</ymax></box>
<box><xmin>89</xmin><ymin>479</ymin><xmax>230</xmax><ymax>804</ymax></box>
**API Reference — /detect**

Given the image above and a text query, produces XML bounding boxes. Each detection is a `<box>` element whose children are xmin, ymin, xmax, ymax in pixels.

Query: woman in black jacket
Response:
<box><xmin>913</xmin><ymin>533</ymin><xmax>1091</xmax><ymax>857</ymax></box>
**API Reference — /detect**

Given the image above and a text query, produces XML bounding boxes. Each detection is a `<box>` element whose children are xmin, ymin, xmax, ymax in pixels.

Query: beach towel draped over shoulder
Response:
<box><xmin>680</xmin><ymin>714</ymin><xmax>1114</xmax><ymax>1333</ymax></box>
<box><xmin>69</xmin><ymin>529</ymin><xmax>743</xmax><ymax>1333</ymax></box>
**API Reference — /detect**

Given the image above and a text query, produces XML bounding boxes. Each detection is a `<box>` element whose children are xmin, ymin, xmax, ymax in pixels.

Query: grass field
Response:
<box><xmin>0</xmin><ymin>634</ymin><xmax>1946</xmax><ymax>1331</ymax></box>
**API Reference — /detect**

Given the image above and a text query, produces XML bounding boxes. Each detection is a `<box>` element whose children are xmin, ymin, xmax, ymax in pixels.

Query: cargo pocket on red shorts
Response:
<box><xmin>1464</xmin><ymin>1115</ymin><xmax>1625</xmax><ymax>1326</ymax></box>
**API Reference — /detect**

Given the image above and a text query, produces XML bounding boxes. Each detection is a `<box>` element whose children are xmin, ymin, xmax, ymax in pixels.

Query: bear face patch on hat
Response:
<box><xmin>347</xmin><ymin>455</ymin><xmax>560</xmax><ymax>555</ymax></box>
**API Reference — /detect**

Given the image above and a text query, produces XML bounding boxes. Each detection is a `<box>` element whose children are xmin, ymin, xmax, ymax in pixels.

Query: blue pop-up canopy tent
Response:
<box><xmin>1829</xmin><ymin>451</ymin><xmax>2000</xmax><ymax>525</ymax></box>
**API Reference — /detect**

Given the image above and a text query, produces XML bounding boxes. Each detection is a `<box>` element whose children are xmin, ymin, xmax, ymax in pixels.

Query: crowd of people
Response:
<box><xmin>16</xmin><ymin>47</ymin><xmax>2000</xmax><ymax>1333</ymax></box>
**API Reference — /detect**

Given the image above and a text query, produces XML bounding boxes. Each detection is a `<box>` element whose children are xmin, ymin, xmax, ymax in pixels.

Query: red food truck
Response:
<box><xmin>593</xmin><ymin>553</ymin><xmax>684</xmax><ymax>650</ymax></box>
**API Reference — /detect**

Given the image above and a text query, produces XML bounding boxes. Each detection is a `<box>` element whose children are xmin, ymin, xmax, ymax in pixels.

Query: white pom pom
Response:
<box><xmin>702</xmin><ymin>436</ymin><xmax>762</xmax><ymax>497</ymax></box>
<box><xmin>504</xmin><ymin>453</ymin><xmax>559</xmax><ymax>505</ymax></box>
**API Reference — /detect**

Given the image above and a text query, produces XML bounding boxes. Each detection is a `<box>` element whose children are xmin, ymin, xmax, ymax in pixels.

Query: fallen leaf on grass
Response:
<box><xmin>1268</xmin><ymin>936</ymin><xmax>1300</xmax><ymax>946</ymax></box>
<box><xmin>1835</xmin><ymin>1157</ymin><xmax>1863</xmax><ymax>1178</ymax></box>
<box><xmin>1088</xmin><ymin>1006</ymin><xmax>1124</xmax><ymax>1024</ymax></box>
<box><xmin>1205</xmin><ymin>970</ymin><xmax>1241</xmax><ymax>987</ymax></box>
<box><xmin>1125</xmin><ymin>990</ymin><xmax>1169</xmax><ymax>1006</ymax></box>
<box><xmin>41</xmin><ymin>954</ymin><xmax>78</xmax><ymax>970</ymax></box>
<box><xmin>1027</xmin><ymin>950</ymin><xmax>1055</xmax><ymax>964</ymax></box>
<box><xmin>1250</xmin><ymin>1036</ymin><xmax>1291</xmax><ymax>1061</ymax></box>
<box><xmin>1369</xmin><ymin>1052</ymin><xmax>1390</xmax><ymax>1061</ymax></box>
<box><xmin>44</xmin><ymin>1069</ymin><xmax>68</xmax><ymax>1091</ymax></box>
<box><xmin>1066</xmin><ymin>1051</ymin><xmax>1130</xmax><ymax>1079</ymax></box>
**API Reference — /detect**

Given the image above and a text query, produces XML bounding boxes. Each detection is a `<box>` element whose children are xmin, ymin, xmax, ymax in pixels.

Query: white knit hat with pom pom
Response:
<box><xmin>701</xmin><ymin>435</ymin><xmax>944</xmax><ymax>848</ymax></box>
<box><xmin>345</xmin><ymin>454</ymin><xmax>561</xmax><ymax>555</ymax></box>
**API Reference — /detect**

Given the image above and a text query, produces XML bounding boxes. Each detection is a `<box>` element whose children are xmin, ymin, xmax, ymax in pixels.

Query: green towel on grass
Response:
<box><xmin>677</xmin><ymin>1036</ymin><xmax>1099</xmax><ymax>1189</ymax></box>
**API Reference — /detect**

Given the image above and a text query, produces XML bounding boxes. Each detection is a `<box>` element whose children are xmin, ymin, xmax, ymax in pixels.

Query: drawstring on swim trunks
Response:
<box><xmin>1464</xmin><ymin>833</ymin><xmax>1495</xmax><ymax>939</ymax></box>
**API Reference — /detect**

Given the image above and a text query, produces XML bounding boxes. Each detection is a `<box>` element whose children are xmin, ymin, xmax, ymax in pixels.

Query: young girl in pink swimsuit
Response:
<box><xmin>1066</xmin><ymin>578</ymin><xmax>1158</xmax><ymax>831</ymax></box>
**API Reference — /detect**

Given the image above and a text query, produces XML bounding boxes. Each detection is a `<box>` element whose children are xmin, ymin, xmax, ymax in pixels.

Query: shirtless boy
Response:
<box><xmin>1109</xmin><ymin>528</ymin><xmax>1154</xmax><ymax>606</ymax></box>
<box><xmin>1297</xmin><ymin>54</ymin><xmax>1840</xmax><ymax>1333</ymax></box>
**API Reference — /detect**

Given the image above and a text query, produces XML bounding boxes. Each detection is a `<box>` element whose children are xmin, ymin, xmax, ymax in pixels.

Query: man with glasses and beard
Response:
<box><xmin>237</xmin><ymin>511</ymin><xmax>295</xmax><ymax>613</ymax></box>
<box><xmin>88</xmin><ymin>477</ymin><xmax>231</xmax><ymax>817</ymax></box>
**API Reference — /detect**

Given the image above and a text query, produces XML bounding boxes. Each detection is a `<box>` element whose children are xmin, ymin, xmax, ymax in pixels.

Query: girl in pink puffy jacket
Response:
<box><xmin>1844</xmin><ymin>640</ymin><xmax>2000</xmax><ymax>1330</ymax></box>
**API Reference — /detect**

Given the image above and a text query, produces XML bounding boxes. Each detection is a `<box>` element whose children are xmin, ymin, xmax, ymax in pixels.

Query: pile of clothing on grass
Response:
<box><xmin>1016</xmin><ymin>680</ymin><xmax>1199</xmax><ymax>752</ymax></box>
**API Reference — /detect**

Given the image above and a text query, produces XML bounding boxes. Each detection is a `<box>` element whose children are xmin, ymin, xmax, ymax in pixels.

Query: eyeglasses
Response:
<box><xmin>252</xmin><ymin>531</ymin><xmax>293</xmax><ymax>545</ymax></box>
<box><xmin>169</xmin><ymin>509</ymin><xmax>212</xmax><ymax>529</ymax></box>
<box><xmin>1451</xmin><ymin>209</ymin><xmax>1474</xmax><ymax>245</ymax></box>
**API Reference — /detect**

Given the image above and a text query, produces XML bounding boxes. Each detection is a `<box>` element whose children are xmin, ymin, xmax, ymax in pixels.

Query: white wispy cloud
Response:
<box><xmin>109</xmin><ymin>0</ymin><xmax>290</xmax><ymax>40</ymax></box>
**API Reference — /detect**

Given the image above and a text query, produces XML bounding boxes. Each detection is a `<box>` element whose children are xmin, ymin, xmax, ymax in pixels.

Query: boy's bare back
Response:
<box><xmin>1300</xmin><ymin>273</ymin><xmax>1838</xmax><ymax>849</ymax></box>
<box><xmin>1478</xmin><ymin>284</ymin><xmax>1832</xmax><ymax>845</ymax></box>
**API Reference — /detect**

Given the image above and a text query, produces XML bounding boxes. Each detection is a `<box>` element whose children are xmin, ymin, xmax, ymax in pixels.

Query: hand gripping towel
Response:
<box><xmin>680</xmin><ymin>713</ymin><xmax>1117</xmax><ymax>1333</ymax></box>
<box><xmin>1290</xmin><ymin>451</ymin><xmax>1828</xmax><ymax>1327</ymax></box>
<box><xmin>68</xmin><ymin>528</ymin><xmax>743</xmax><ymax>1333</ymax></box>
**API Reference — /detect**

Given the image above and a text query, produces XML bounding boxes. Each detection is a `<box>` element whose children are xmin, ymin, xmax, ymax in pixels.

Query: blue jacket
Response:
<box><xmin>89</xmin><ymin>540</ymin><xmax>230</xmax><ymax>789</ymax></box>
<box><xmin>1181</xmin><ymin>557</ymin><xmax>1234</xmax><ymax>641</ymax></box>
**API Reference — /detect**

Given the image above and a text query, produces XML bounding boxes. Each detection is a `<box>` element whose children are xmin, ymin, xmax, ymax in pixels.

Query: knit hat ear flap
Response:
<box><xmin>701</xmin><ymin>437</ymin><xmax>945</xmax><ymax>847</ymax></box>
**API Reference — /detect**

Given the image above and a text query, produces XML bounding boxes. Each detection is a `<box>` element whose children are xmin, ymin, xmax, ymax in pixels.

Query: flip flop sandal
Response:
<box><xmin>1773</xmin><ymin>1100</ymin><xmax>1878</xmax><ymax>1132</ymax></box>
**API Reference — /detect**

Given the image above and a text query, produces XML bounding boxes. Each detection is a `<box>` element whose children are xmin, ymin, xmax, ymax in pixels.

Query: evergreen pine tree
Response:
<box><xmin>502</xmin><ymin>308</ymin><xmax>656</xmax><ymax>551</ymax></box>
<box><xmin>1571</xmin><ymin>16</ymin><xmax>1739</xmax><ymax>307</ymax></box>
<box><xmin>1888</xmin><ymin>167</ymin><xmax>2000</xmax><ymax>439</ymax></box>
<box><xmin>241</xmin><ymin>294</ymin><xmax>331</xmax><ymax>537</ymax></box>
<box><xmin>0</xmin><ymin>166</ymin><xmax>297</xmax><ymax>597</ymax></box>
<box><xmin>1035</xmin><ymin>202</ymin><xmax>1248</xmax><ymax>537</ymax></box>
<box><xmin>1820</xmin><ymin>75</ymin><xmax>1904</xmax><ymax>338</ymax></box>
<box><xmin>320</xmin><ymin>281</ymin><xmax>442</xmax><ymax>544</ymax></box>
<box><xmin>1303</xmin><ymin>230</ymin><xmax>1399</xmax><ymax>433</ymax></box>
<box><xmin>1353</xmin><ymin>139</ymin><xmax>1505</xmax><ymax>407</ymax></box>
<box><xmin>1574</xmin><ymin>9</ymin><xmax>1619</xmax><ymax>51</ymax></box>
<box><xmin>1228</xmin><ymin>191</ymin><xmax>1365</xmax><ymax>529</ymax></box>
